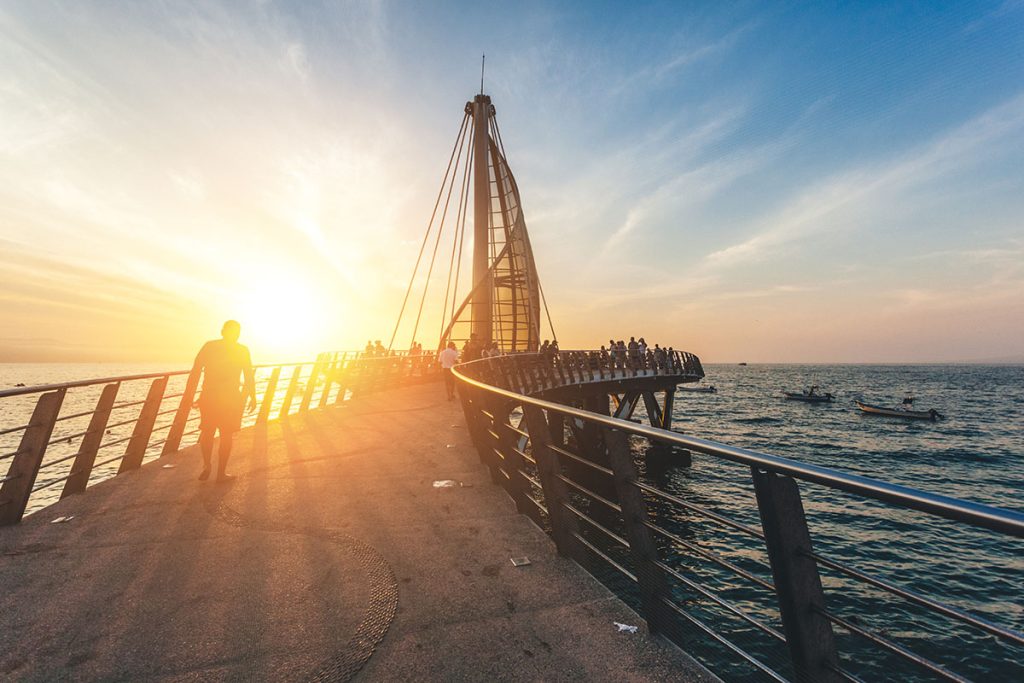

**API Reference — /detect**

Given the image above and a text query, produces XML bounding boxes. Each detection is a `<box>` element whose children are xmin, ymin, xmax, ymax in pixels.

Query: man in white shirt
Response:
<box><xmin>438</xmin><ymin>341</ymin><xmax>460</xmax><ymax>400</ymax></box>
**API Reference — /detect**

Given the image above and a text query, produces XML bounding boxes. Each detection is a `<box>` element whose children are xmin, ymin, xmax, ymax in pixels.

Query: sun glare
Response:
<box><xmin>234</xmin><ymin>279</ymin><xmax>333</xmax><ymax>361</ymax></box>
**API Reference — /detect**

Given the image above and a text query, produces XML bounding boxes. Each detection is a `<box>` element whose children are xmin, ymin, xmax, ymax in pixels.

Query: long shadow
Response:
<box><xmin>272</xmin><ymin>411</ymin><xmax>399</xmax><ymax>681</ymax></box>
<box><xmin>10</xmin><ymin>442</ymin><xmax>230</xmax><ymax>678</ymax></box>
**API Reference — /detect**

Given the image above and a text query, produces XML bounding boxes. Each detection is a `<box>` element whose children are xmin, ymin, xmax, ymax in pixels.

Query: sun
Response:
<box><xmin>233</xmin><ymin>279</ymin><xmax>333</xmax><ymax>361</ymax></box>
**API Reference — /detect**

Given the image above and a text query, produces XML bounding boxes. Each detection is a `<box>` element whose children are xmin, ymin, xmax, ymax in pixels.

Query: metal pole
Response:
<box><xmin>471</xmin><ymin>93</ymin><xmax>492</xmax><ymax>346</ymax></box>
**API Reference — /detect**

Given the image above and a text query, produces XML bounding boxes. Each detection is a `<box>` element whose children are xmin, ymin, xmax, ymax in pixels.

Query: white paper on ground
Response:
<box><xmin>432</xmin><ymin>480</ymin><xmax>457</xmax><ymax>488</ymax></box>
<box><xmin>614</xmin><ymin>622</ymin><xmax>639</xmax><ymax>633</ymax></box>
<box><xmin>50</xmin><ymin>516</ymin><xmax>74</xmax><ymax>524</ymax></box>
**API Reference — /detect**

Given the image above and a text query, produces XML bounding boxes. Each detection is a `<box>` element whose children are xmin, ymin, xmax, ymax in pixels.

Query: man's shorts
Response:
<box><xmin>198</xmin><ymin>390</ymin><xmax>244</xmax><ymax>433</ymax></box>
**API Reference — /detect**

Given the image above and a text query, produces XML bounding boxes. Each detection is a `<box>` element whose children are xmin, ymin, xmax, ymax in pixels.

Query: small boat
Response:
<box><xmin>738</xmin><ymin>362</ymin><xmax>748</xmax><ymax>366</ymax></box>
<box><xmin>856</xmin><ymin>399</ymin><xmax>942</xmax><ymax>421</ymax></box>
<box><xmin>783</xmin><ymin>386</ymin><xmax>833</xmax><ymax>403</ymax></box>
<box><xmin>680</xmin><ymin>385</ymin><xmax>717</xmax><ymax>393</ymax></box>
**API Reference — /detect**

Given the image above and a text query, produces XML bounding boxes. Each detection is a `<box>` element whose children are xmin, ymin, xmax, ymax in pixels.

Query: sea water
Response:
<box><xmin>622</xmin><ymin>363</ymin><xmax>1023</xmax><ymax>681</ymax></box>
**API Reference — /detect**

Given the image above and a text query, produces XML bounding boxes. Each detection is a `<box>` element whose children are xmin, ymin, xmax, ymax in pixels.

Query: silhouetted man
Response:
<box><xmin>192</xmin><ymin>320</ymin><xmax>256</xmax><ymax>482</ymax></box>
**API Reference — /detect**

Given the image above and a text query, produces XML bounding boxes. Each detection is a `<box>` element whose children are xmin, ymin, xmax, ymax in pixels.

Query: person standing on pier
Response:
<box><xmin>192</xmin><ymin>320</ymin><xmax>256</xmax><ymax>482</ymax></box>
<box><xmin>438</xmin><ymin>341</ymin><xmax>459</xmax><ymax>400</ymax></box>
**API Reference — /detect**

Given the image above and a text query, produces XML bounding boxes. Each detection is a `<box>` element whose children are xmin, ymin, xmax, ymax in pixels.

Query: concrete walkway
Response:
<box><xmin>0</xmin><ymin>382</ymin><xmax>713</xmax><ymax>682</ymax></box>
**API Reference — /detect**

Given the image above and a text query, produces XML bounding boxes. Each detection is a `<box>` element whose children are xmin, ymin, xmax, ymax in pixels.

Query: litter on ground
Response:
<box><xmin>432</xmin><ymin>480</ymin><xmax>457</xmax><ymax>488</ymax></box>
<box><xmin>614</xmin><ymin>622</ymin><xmax>639</xmax><ymax>634</ymax></box>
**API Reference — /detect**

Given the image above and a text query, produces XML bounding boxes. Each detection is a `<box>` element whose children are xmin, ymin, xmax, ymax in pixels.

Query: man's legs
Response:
<box><xmin>216</xmin><ymin>430</ymin><xmax>234</xmax><ymax>481</ymax></box>
<box><xmin>444</xmin><ymin>369</ymin><xmax>455</xmax><ymax>400</ymax></box>
<box><xmin>198</xmin><ymin>428</ymin><xmax>215</xmax><ymax>480</ymax></box>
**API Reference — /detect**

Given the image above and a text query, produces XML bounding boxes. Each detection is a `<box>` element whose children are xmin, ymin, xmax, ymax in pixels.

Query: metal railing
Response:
<box><xmin>453</xmin><ymin>352</ymin><xmax>1024</xmax><ymax>683</ymax></box>
<box><xmin>463</xmin><ymin>348</ymin><xmax>705</xmax><ymax>395</ymax></box>
<box><xmin>0</xmin><ymin>351</ymin><xmax>439</xmax><ymax>524</ymax></box>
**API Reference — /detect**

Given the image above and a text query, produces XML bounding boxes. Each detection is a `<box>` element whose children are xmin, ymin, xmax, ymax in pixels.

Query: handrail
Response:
<box><xmin>1</xmin><ymin>350</ymin><xmax>442</xmax><ymax>524</ymax></box>
<box><xmin>452</xmin><ymin>349</ymin><xmax>1023</xmax><ymax>682</ymax></box>
<box><xmin>452</xmin><ymin>361</ymin><xmax>1024</xmax><ymax>538</ymax></box>
<box><xmin>0</xmin><ymin>353</ymin><xmax>423</xmax><ymax>399</ymax></box>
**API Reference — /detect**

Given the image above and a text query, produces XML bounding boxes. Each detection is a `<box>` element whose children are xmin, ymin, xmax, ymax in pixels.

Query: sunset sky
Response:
<box><xmin>1</xmin><ymin>1</ymin><xmax>1022</xmax><ymax>363</ymax></box>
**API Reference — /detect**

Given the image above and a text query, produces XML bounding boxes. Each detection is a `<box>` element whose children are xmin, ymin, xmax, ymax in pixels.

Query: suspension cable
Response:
<box><xmin>437</xmin><ymin>133</ymin><xmax>474</xmax><ymax>348</ymax></box>
<box><xmin>387</xmin><ymin>112</ymin><xmax>469</xmax><ymax>351</ymax></box>
<box><xmin>438</xmin><ymin>145</ymin><xmax>473</xmax><ymax>350</ymax></box>
<box><xmin>409</xmin><ymin>115</ymin><xmax>473</xmax><ymax>347</ymax></box>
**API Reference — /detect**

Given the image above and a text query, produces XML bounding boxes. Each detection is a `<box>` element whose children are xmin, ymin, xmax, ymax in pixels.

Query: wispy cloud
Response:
<box><xmin>702</xmin><ymin>93</ymin><xmax>1024</xmax><ymax>270</ymax></box>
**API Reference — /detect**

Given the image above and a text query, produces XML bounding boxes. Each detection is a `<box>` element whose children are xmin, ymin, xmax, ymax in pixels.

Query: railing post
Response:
<box><xmin>279</xmin><ymin>366</ymin><xmax>302</xmax><ymax>418</ymax></box>
<box><xmin>318</xmin><ymin>355</ymin><xmax>337</xmax><ymax>408</ymax></box>
<box><xmin>604</xmin><ymin>427</ymin><xmax>672</xmax><ymax>635</ymax></box>
<box><xmin>300</xmin><ymin>357</ymin><xmax>323</xmax><ymax>412</ymax></box>
<box><xmin>458</xmin><ymin>386</ymin><xmax>492</xmax><ymax>470</ymax></box>
<box><xmin>752</xmin><ymin>468</ymin><xmax>841</xmax><ymax>682</ymax></box>
<box><xmin>256</xmin><ymin>366</ymin><xmax>281</xmax><ymax>424</ymax></box>
<box><xmin>119</xmin><ymin>376</ymin><xmax>168</xmax><ymax>473</ymax></box>
<box><xmin>61</xmin><ymin>383</ymin><xmax>119</xmax><ymax>499</ymax></box>
<box><xmin>0</xmin><ymin>389</ymin><xmax>65</xmax><ymax>525</ymax></box>
<box><xmin>492</xmin><ymin>401</ymin><xmax>531</xmax><ymax>514</ymax></box>
<box><xmin>522</xmin><ymin>404</ymin><xmax>580</xmax><ymax>557</ymax></box>
<box><xmin>162</xmin><ymin>368</ymin><xmax>200</xmax><ymax>455</ymax></box>
<box><xmin>333</xmin><ymin>355</ymin><xmax>350</xmax><ymax>405</ymax></box>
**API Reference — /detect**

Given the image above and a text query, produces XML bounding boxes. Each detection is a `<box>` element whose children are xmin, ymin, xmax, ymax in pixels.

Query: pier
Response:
<box><xmin>2</xmin><ymin>351</ymin><xmax>1022</xmax><ymax>681</ymax></box>
<box><xmin>0</xmin><ymin>378</ymin><xmax>712</xmax><ymax>681</ymax></box>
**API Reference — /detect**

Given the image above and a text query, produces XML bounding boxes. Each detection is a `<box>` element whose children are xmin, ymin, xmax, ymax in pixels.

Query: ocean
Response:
<box><xmin>1</xmin><ymin>362</ymin><xmax>1021</xmax><ymax>680</ymax></box>
<box><xmin>619</xmin><ymin>363</ymin><xmax>1023</xmax><ymax>681</ymax></box>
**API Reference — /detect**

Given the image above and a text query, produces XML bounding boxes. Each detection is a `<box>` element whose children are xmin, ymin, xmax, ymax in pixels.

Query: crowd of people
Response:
<box><xmin>362</xmin><ymin>340</ymin><xmax>426</xmax><ymax>358</ymax></box>
<box><xmin>360</xmin><ymin>336</ymin><xmax>676</xmax><ymax>368</ymax></box>
<box><xmin>600</xmin><ymin>337</ymin><xmax>679</xmax><ymax>371</ymax></box>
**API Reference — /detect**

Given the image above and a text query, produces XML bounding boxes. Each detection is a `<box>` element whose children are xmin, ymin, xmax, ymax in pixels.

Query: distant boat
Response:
<box><xmin>738</xmin><ymin>362</ymin><xmax>748</xmax><ymax>366</ymax></box>
<box><xmin>783</xmin><ymin>387</ymin><xmax>833</xmax><ymax>403</ymax></box>
<box><xmin>681</xmin><ymin>385</ymin><xmax>717</xmax><ymax>393</ymax></box>
<box><xmin>856</xmin><ymin>400</ymin><xmax>942</xmax><ymax>421</ymax></box>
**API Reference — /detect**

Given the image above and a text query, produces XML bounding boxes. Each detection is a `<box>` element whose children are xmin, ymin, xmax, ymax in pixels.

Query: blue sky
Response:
<box><xmin>0</xmin><ymin>1</ymin><xmax>1022</xmax><ymax>362</ymax></box>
